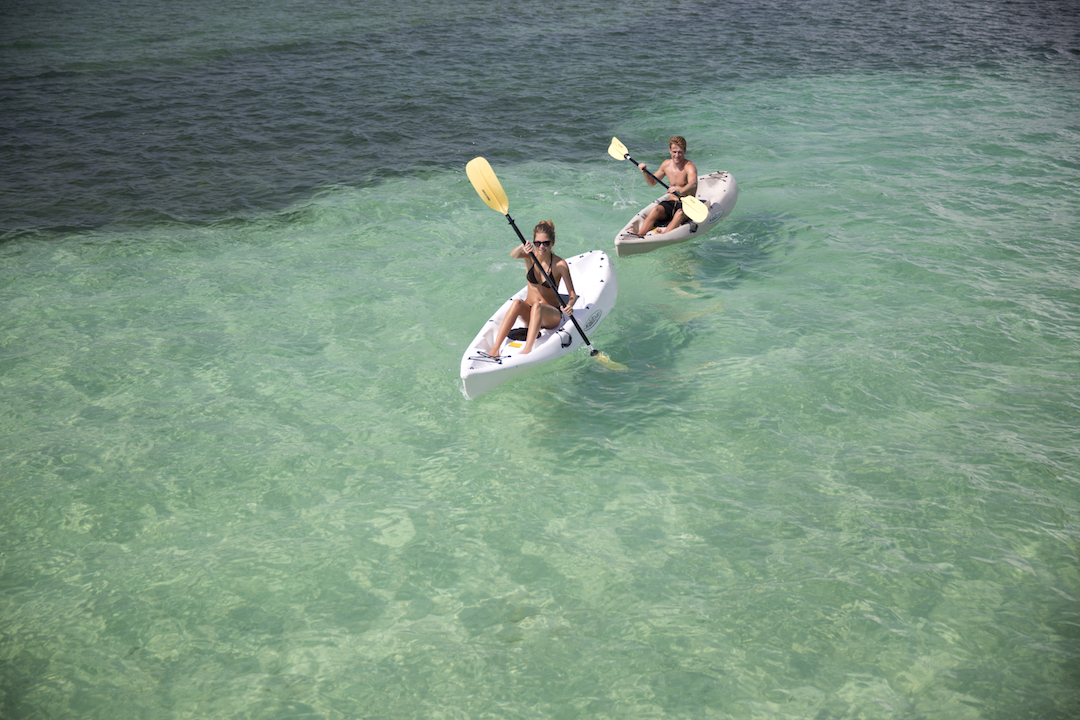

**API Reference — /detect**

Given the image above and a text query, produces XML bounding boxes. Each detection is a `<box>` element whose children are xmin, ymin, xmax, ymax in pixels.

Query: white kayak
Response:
<box><xmin>614</xmin><ymin>171</ymin><xmax>739</xmax><ymax>257</ymax></box>
<box><xmin>460</xmin><ymin>249</ymin><xmax>617</xmax><ymax>399</ymax></box>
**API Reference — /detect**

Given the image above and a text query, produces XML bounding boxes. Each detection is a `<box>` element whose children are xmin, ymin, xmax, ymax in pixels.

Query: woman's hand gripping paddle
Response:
<box><xmin>607</xmin><ymin>137</ymin><xmax>708</xmax><ymax>223</ymax></box>
<box><xmin>466</xmin><ymin>157</ymin><xmax>625</xmax><ymax>371</ymax></box>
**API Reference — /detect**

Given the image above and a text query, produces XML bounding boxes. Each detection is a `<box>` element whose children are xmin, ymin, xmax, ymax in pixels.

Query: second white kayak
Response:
<box><xmin>614</xmin><ymin>171</ymin><xmax>739</xmax><ymax>257</ymax></box>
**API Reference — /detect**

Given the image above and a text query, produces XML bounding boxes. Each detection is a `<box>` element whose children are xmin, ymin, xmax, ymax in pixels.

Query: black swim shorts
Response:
<box><xmin>658</xmin><ymin>198</ymin><xmax>682</xmax><ymax>221</ymax></box>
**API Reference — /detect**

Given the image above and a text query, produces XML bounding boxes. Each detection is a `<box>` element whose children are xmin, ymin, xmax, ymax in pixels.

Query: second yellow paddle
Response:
<box><xmin>607</xmin><ymin>136</ymin><xmax>709</xmax><ymax>223</ymax></box>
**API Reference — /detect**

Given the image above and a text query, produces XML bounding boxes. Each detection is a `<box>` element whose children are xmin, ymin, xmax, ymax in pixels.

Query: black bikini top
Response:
<box><xmin>526</xmin><ymin>260</ymin><xmax>553</xmax><ymax>286</ymax></box>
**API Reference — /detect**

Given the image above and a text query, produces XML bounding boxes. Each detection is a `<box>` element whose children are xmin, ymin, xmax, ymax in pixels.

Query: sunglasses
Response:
<box><xmin>533</xmin><ymin>240</ymin><xmax>552</xmax><ymax>247</ymax></box>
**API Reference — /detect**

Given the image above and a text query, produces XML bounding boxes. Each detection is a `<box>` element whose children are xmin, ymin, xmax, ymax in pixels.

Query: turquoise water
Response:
<box><xmin>3</xmin><ymin>1</ymin><xmax>1080</xmax><ymax>718</ymax></box>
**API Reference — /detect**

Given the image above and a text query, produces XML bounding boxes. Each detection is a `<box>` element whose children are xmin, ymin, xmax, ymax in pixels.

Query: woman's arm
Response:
<box><xmin>557</xmin><ymin>260</ymin><xmax>578</xmax><ymax>312</ymax></box>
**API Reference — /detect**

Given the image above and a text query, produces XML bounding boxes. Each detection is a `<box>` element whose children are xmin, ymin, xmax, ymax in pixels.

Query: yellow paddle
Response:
<box><xmin>607</xmin><ymin>136</ymin><xmax>709</xmax><ymax>223</ymax></box>
<box><xmin>465</xmin><ymin>157</ymin><xmax>626</xmax><ymax>371</ymax></box>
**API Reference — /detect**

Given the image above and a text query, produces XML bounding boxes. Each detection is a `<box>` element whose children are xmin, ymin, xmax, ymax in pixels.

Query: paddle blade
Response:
<box><xmin>607</xmin><ymin>136</ymin><xmax>629</xmax><ymax>161</ymax></box>
<box><xmin>681</xmin><ymin>195</ymin><xmax>709</xmax><ymax>223</ymax></box>
<box><xmin>595</xmin><ymin>351</ymin><xmax>628</xmax><ymax>371</ymax></box>
<box><xmin>466</xmin><ymin>157</ymin><xmax>509</xmax><ymax>214</ymax></box>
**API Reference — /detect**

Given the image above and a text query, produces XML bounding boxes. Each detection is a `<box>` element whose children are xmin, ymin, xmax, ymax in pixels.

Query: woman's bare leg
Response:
<box><xmin>488</xmin><ymin>300</ymin><xmax>528</xmax><ymax>357</ymax></box>
<box><xmin>521</xmin><ymin>303</ymin><xmax>562</xmax><ymax>354</ymax></box>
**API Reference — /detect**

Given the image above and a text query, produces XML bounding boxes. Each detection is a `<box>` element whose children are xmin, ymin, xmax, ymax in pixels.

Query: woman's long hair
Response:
<box><xmin>533</xmin><ymin>220</ymin><xmax>555</xmax><ymax>243</ymax></box>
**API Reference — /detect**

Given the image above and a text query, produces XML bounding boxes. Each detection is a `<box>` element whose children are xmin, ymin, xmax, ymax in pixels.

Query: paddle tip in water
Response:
<box><xmin>594</xmin><ymin>351</ymin><xmax>628</xmax><ymax>372</ymax></box>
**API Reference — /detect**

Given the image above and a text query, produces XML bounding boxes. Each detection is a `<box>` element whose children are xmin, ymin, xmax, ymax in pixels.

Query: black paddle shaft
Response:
<box><xmin>504</xmin><ymin>213</ymin><xmax>599</xmax><ymax>356</ymax></box>
<box><xmin>624</xmin><ymin>153</ymin><xmax>680</xmax><ymax>197</ymax></box>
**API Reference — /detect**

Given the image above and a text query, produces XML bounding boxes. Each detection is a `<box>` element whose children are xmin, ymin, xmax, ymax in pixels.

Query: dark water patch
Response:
<box><xmin>3</xmin><ymin>0</ymin><xmax>1078</xmax><ymax>233</ymax></box>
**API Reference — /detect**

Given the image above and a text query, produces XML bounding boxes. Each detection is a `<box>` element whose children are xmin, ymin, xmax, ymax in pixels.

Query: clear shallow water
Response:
<box><xmin>2</xmin><ymin>1</ymin><xmax>1080</xmax><ymax>718</ymax></box>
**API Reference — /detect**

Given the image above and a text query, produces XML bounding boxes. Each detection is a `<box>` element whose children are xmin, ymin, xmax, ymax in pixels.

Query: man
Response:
<box><xmin>635</xmin><ymin>136</ymin><xmax>698</xmax><ymax>236</ymax></box>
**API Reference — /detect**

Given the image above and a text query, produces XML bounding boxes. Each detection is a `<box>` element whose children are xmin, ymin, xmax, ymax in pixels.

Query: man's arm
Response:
<box><xmin>639</xmin><ymin>159</ymin><xmax>670</xmax><ymax>188</ymax></box>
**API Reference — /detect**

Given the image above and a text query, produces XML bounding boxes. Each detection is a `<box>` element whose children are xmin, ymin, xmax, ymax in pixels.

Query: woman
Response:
<box><xmin>488</xmin><ymin>220</ymin><xmax>578</xmax><ymax>357</ymax></box>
